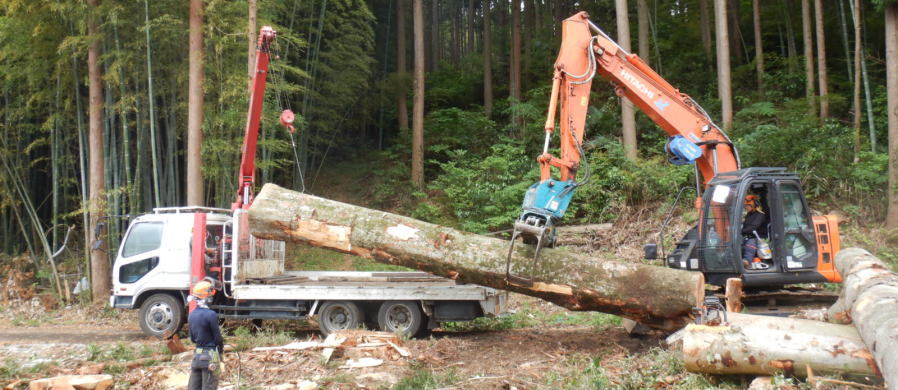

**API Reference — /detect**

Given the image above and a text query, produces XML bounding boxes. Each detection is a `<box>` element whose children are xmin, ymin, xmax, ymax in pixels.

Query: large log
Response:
<box><xmin>679</xmin><ymin>312</ymin><xmax>879</xmax><ymax>378</ymax></box>
<box><xmin>827</xmin><ymin>248</ymin><xmax>898</xmax><ymax>388</ymax></box>
<box><xmin>248</xmin><ymin>184</ymin><xmax>704</xmax><ymax>330</ymax></box>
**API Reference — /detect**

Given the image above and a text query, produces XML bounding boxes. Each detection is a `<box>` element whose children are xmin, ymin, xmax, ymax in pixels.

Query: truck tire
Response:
<box><xmin>139</xmin><ymin>293</ymin><xmax>185</xmax><ymax>339</ymax></box>
<box><xmin>318</xmin><ymin>301</ymin><xmax>364</xmax><ymax>336</ymax></box>
<box><xmin>377</xmin><ymin>301</ymin><xmax>423</xmax><ymax>337</ymax></box>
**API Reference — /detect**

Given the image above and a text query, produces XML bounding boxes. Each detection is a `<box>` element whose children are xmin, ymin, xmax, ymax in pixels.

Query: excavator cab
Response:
<box><xmin>665</xmin><ymin>168</ymin><xmax>841</xmax><ymax>287</ymax></box>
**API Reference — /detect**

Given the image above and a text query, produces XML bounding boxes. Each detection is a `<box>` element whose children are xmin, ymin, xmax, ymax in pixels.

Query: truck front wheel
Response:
<box><xmin>377</xmin><ymin>301</ymin><xmax>423</xmax><ymax>337</ymax></box>
<box><xmin>139</xmin><ymin>293</ymin><xmax>185</xmax><ymax>339</ymax></box>
<box><xmin>318</xmin><ymin>301</ymin><xmax>364</xmax><ymax>336</ymax></box>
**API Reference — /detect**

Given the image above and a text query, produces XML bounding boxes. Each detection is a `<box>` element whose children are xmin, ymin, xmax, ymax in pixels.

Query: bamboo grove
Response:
<box><xmin>1</xmin><ymin>0</ymin><xmax>897</xmax><ymax>302</ymax></box>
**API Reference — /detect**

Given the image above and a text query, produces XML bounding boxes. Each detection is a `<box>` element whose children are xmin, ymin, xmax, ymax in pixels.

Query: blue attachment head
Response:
<box><xmin>521</xmin><ymin>179</ymin><xmax>577</xmax><ymax>220</ymax></box>
<box><xmin>665</xmin><ymin>135</ymin><xmax>702</xmax><ymax>165</ymax></box>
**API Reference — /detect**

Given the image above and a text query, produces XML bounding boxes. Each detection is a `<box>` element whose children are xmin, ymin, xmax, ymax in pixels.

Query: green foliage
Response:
<box><xmin>573</xmin><ymin>143</ymin><xmax>692</xmax><ymax>222</ymax></box>
<box><xmin>287</xmin><ymin>244</ymin><xmax>409</xmax><ymax>271</ymax></box>
<box><xmin>427</xmin><ymin>56</ymin><xmax>485</xmax><ymax>109</ymax></box>
<box><xmin>735</xmin><ymin>99</ymin><xmax>888</xmax><ymax>218</ymax></box>
<box><xmin>394</xmin><ymin>365</ymin><xmax>459</xmax><ymax>390</ymax></box>
<box><xmin>423</xmin><ymin>141</ymin><xmax>534</xmax><ymax>233</ymax></box>
<box><xmin>425</xmin><ymin>108</ymin><xmax>498</xmax><ymax>159</ymax></box>
<box><xmin>229</xmin><ymin>326</ymin><xmax>294</xmax><ymax>352</ymax></box>
<box><xmin>542</xmin><ymin>356</ymin><xmax>611</xmax><ymax>390</ymax></box>
<box><xmin>442</xmin><ymin>300</ymin><xmax>621</xmax><ymax>332</ymax></box>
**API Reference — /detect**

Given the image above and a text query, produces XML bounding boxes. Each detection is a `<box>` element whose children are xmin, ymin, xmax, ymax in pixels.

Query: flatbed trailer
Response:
<box><xmin>110</xmin><ymin>208</ymin><xmax>505</xmax><ymax>338</ymax></box>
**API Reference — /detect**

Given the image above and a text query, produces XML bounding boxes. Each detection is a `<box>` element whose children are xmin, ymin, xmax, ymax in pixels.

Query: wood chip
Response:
<box><xmin>387</xmin><ymin>341</ymin><xmax>410</xmax><ymax>357</ymax></box>
<box><xmin>339</xmin><ymin>358</ymin><xmax>383</xmax><ymax>369</ymax></box>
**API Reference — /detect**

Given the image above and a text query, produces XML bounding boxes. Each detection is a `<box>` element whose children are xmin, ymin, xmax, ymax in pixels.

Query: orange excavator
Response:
<box><xmin>508</xmin><ymin>12</ymin><xmax>841</xmax><ymax>288</ymax></box>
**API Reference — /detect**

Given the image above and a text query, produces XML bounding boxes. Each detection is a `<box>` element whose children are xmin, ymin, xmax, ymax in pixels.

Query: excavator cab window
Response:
<box><xmin>775</xmin><ymin>181</ymin><xmax>817</xmax><ymax>269</ymax></box>
<box><xmin>698</xmin><ymin>184</ymin><xmax>738</xmax><ymax>273</ymax></box>
<box><xmin>741</xmin><ymin>182</ymin><xmax>774</xmax><ymax>272</ymax></box>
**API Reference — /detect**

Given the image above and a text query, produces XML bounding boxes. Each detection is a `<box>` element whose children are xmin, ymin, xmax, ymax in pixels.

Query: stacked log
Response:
<box><xmin>247</xmin><ymin>184</ymin><xmax>704</xmax><ymax>330</ymax></box>
<box><xmin>826</xmin><ymin>248</ymin><xmax>898</xmax><ymax>388</ymax></box>
<box><xmin>678</xmin><ymin>312</ymin><xmax>878</xmax><ymax>378</ymax></box>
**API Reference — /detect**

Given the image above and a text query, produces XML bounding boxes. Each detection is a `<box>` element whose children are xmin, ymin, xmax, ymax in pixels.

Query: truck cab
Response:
<box><xmin>110</xmin><ymin>207</ymin><xmax>233</xmax><ymax>336</ymax></box>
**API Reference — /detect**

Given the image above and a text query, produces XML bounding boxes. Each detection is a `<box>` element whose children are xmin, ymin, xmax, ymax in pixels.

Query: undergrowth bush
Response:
<box><xmin>735</xmin><ymin>98</ymin><xmax>888</xmax><ymax>219</ymax></box>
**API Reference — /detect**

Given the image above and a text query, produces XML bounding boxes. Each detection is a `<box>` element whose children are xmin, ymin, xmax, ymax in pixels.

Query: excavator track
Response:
<box><xmin>707</xmin><ymin>286</ymin><xmax>838</xmax><ymax>317</ymax></box>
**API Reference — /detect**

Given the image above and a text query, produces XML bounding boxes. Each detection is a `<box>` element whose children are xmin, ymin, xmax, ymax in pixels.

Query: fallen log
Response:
<box><xmin>679</xmin><ymin>312</ymin><xmax>879</xmax><ymax>378</ymax></box>
<box><xmin>248</xmin><ymin>184</ymin><xmax>704</xmax><ymax>330</ymax></box>
<box><xmin>826</xmin><ymin>248</ymin><xmax>898</xmax><ymax>388</ymax></box>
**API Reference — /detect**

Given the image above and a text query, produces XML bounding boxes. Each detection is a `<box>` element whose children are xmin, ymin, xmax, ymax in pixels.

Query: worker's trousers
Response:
<box><xmin>187</xmin><ymin>349</ymin><xmax>220</xmax><ymax>390</ymax></box>
<box><xmin>742</xmin><ymin>237</ymin><xmax>760</xmax><ymax>261</ymax></box>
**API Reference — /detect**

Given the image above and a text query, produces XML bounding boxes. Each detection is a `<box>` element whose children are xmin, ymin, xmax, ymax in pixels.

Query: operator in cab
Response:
<box><xmin>741</xmin><ymin>195</ymin><xmax>769</xmax><ymax>268</ymax></box>
<box><xmin>187</xmin><ymin>279</ymin><xmax>224</xmax><ymax>390</ymax></box>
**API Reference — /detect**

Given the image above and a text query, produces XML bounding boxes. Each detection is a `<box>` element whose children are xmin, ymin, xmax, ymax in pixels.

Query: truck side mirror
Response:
<box><xmin>643</xmin><ymin>243</ymin><xmax>658</xmax><ymax>260</ymax></box>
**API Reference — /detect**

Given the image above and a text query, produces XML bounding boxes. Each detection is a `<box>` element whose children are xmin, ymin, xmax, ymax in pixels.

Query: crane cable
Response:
<box><xmin>271</xmin><ymin>40</ymin><xmax>306</xmax><ymax>193</ymax></box>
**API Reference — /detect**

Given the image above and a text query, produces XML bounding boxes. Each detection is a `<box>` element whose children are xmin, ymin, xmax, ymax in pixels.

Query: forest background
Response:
<box><xmin>1</xmin><ymin>0</ymin><xmax>897</xmax><ymax>303</ymax></box>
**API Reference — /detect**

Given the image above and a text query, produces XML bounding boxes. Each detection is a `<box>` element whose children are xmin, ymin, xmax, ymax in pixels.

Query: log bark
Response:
<box><xmin>680</xmin><ymin>312</ymin><xmax>879</xmax><ymax>378</ymax></box>
<box><xmin>826</xmin><ymin>248</ymin><xmax>898</xmax><ymax>387</ymax></box>
<box><xmin>248</xmin><ymin>184</ymin><xmax>704</xmax><ymax>330</ymax></box>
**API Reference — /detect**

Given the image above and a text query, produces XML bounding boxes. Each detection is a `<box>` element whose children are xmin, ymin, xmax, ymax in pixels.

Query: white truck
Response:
<box><xmin>110</xmin><ymin>207</ymin><xmax>505</xmax><ymax>338</ymax></box>
<box><xmin>110</xmin><ymin>26</ymin><xmax>503</xmax><ymax>338</ymax></box>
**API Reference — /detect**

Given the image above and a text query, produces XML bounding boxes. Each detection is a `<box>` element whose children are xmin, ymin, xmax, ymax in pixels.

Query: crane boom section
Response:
<box><xmin>553</xmin><ymin>12</ymin><xmax>739</xmax><ymax>188</ymax></box>
<box><xmin>234</xmin><ymin>26</ymin><xmax>276</xmax><ymax>210</ymax></box>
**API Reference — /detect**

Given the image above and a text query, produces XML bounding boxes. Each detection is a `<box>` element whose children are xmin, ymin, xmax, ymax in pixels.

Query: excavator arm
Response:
<box><xmin>505</xmin><ymin>12</ymin><xmax>740</xmax><ymax>286</ymax></box>
<box><xmin>545</xmin><ymin>11</ymin><xmax>740</xmax><ymax>189</ymax></box>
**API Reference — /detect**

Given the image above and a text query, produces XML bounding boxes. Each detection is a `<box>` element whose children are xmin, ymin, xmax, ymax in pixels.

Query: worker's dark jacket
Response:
<box><xmin>188</xmin><ymin>306</ymin><xmax>223</xmax><ymax>354</ymax></box>
<box><xmin>741</xmin><ymin>210</ymin><xmax>769</xmax><ymax>239</ymax></box>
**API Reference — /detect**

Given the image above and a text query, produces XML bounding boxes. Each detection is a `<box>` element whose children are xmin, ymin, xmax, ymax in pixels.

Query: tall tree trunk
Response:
<box><xmin>801</xmin><ymin>0</ymin><xmax>816</xmax><ymax>115</ymax></box>
<box><xmin>87</xmin><ymin>0</ymin><xmax>109</xmax><ymax>302</ymax></box>
<box><xmin>468</xmin><ymin>0</ymin><xmax>476</xmax><ymax>56</ymax></box>
<box><xmin>451</xmin><ymin>3</ymin><xmax>459</xmax><ymax>64</ymax></box>
<box><xmin>112</xmin><ymin>26</ymin><xmax>135</xmax><ymax>215</ymax></box>
<box><xmin>838</xmin><ymin>0</ymin><xmax>854</xmax><ymax>84</ymax></box>
<box><xmin>510</xmin><ymin>0</ymin><xmax>521</xmax><ymax>127</ymax></box>
<box><xmin>814</xmin><ymin>0</ymin><xmax>829</xmax><ymax>119</ymax></box>
<box><xmin>852</xmin><ymin>0</ymin><xmax>861</xmax><ymax>161</ymax></box>
<box><xmin>412</xmin><ymin>0</ymin><xmax>425</xmax><ymax>189</ymax></box>
<box><xmin>728</xmin><ymin>0</ymin><xmax>744</xmax><ymax>64</ymax></box>
<box><xmin>886</xmin><ymin>3</ymin><xmax>898</xmax><ymax>229</ymax></box>
<box><xmin>753</xmin><ymin>0</ymin><xmax>764</xmax><ymax>93</ymax></box>
<box><xmin>637</xmin><ymin>0</ymin><xmax>650</xmax><ymax>63</ymax></box>
<box><xmin>397</xmin><ymin>0</ymin><xmax>409</xmax><ymax>132</ymax></box>
<box><xmin>782</xmin><ymin>0</ymin><xmax>797</xmax><ymax>72</ymax></box>
<box><xmin>851</xmin><ymin>0</ymin><xmax>877</xmax><ymax>153</ymax></box>
<box><xmin>715</xmin><ymin>0</ymin><xmax>734</xmax><ymax>133</ymax></box>
<box><xmin>431</xmin><ymin>0</ymin><xmax>440</xmax><ymax>68</ymax></box>
<box><xmin>483</xmin><ymin>0</ymin><xmax>493</xmax><ymax>118</ymax></box>
<box><xmin>187</xmin><ymin>0</ymin><xmax>204</xmax><ymax>206</ymax></box>
<box><xmin>616</xmin><ymin>0</ymin><xmax>638</xmax><ymax>159</ymax></box>
<box><xmin>144</xmin><ymin>0</ymin><xmax>161</xmax><ymax>208</ymax></box>
<box><xmin>700</xmin><ymin>0</ymin><xmax>713</xmax><ymax>62</ymax></box>
<box><xmin>248</xmin><ymin>0</ymin><xmax>257</xmax><ymax>92</ymax></box>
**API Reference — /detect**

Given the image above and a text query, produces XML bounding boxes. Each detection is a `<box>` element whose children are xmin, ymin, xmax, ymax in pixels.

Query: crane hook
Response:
<box><xmin>280</xmin><ymin>109</ymin><xmax>296</xmax><ymax>134</ymax></box>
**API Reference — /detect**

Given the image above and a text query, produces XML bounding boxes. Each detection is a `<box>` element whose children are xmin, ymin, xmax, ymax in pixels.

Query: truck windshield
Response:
<box><xmin>121</xmin><ymin>222</ymin><xmax>163</xmax><ymax>258</ymax></box>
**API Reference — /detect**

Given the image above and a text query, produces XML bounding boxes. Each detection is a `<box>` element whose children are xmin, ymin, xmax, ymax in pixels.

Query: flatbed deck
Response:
<box><xmin>232</xmin><ymin>271</ymin><xmax>500</xmax><ymax>302</ymax></box>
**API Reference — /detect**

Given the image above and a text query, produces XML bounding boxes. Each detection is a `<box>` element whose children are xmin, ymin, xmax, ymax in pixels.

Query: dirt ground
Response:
<box><xmin>0</xmin><ymin>295</ymin><xmax>670</xmax><ymax>390</ymax></box>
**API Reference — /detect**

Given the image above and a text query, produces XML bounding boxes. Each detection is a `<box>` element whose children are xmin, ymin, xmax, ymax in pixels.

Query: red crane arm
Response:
<box><xmin>543</xmin><ymin>12</ymin><xmax>740</xmax><ymax>188</ymax></box>
<box><xmin>233</xmin><ymin>26</ymin><xmax>277</xmax><ymax>211</ymax></box>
